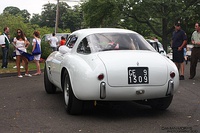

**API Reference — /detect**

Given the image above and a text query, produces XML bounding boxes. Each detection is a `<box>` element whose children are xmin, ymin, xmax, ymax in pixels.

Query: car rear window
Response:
<box><xmin>82</xmin><ymin>33</ymin><xmax>156</xmax><ymax>53</ymax></box>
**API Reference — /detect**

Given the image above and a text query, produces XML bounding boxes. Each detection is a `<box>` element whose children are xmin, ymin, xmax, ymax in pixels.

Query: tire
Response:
<box><xmin>44</xmin><ymin>64</ymin><xmax>56</xmax><ymax>94</ymax></box>
<box><xmin>149</xmin><ymin>96</ymin><xmax>173</xmax><ymax>110</ymax></box>
<box><xmin>63</xmin><ymin>71</ymin><xmax>83</xmax><ymax>115</ymax></box>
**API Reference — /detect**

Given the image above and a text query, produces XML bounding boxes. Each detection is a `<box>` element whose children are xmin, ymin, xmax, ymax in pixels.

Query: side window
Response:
<box><xmin>66</xmin><ymin>36</ymin><xmax>77</xmax><ymax>48</ymax></box>
<box><xmin>77</xmin><ymin>38</ymin><xmax>91</xmax><ymax>54</ymax></box>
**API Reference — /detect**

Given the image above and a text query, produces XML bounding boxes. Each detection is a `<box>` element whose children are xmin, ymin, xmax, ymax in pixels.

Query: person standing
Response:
<box><xmin>13</xmin><ymin>29</ymin><xmax>32</xmax><ymax>78</ymax></box>
<box><xmin>49</xmin><ymin>33</ymin><xmax>58</xmax><ymax>51</ymax></box>
<box><xmin>1</xmin><ymin>27</ymin><xmax>10</xmax><ymax>68</ymax></box>
<box><xmin>189</xmin><ymin>22</ymin><xmax>200</xmax><ymax>79</ymax></box>
<box><xmin>171</xmin><ymin>22</ymin><xmax>187</xmax><ymax>80</ymax></box>
<box><xmin>32</xmin><ymin>30</ymin><xmax>41</xmax><ymax>75</ymax></box>
<box><xmin>59</xmin><ymin>36</ymin><xmax>66</xmax><ymax>46</ymax></box>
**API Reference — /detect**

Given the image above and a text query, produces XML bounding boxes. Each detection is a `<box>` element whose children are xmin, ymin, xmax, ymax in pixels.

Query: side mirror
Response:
<box><xmin>59</xmin><ymin>46</ymin><xmax>71</xmax><ymax>54</ymax></box>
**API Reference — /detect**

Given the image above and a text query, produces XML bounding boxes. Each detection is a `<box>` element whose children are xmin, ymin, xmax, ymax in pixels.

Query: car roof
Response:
<box><xmin>146</xmin><ymin>39</ymin><xmax>157</xmax><ymax>43</ymax></box>
<box><xmin>42</xmin><ymin>33</ymin><xmax>70</xmax><ymax>41</ymax></box>
<box><xmin>70</xmin><ymin>28</ymin><xmax>138</xmax><ymax>37</ymax></box>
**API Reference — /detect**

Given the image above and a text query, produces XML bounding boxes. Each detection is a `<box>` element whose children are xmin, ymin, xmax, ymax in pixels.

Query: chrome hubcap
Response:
<box><xmin>64</xmin><ymin>78</ymin><xmax>69</xmax><ymax>106</ymax></box>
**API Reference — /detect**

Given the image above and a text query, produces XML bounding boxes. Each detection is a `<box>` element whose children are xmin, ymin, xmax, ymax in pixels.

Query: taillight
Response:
<box><xmin>98</xmin><ymin>73</ymin><xmax>104</xmax><ymax>80</ymax></box>
<box><xmin>170</xmin><ymin>71</ymin><xmax>175</xmax><ymax>78</ymax></box>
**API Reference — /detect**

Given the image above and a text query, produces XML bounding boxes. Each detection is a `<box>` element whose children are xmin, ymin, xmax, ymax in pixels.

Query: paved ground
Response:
<box><xmin>0</xmin><ymin>62</ymin><xmax>199</xmax><ymax>133</ymax></box>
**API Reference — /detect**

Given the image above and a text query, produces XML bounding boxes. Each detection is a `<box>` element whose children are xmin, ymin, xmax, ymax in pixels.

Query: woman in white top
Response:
<box><xmin>13</xmin><ymin>29</ymin><xmax>31</xmax><ymax>78</ymax></box>
<box><xmin>32</xmin><ymin>30</ymin><xmax>41</xmax><ymax>75</ymax></box>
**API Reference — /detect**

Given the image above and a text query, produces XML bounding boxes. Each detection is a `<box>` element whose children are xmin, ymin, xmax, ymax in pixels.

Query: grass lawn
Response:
<box><xmin>0</xmin><ymin>60</ymin><xmax>45</xmax><ymax>74</ymax></box>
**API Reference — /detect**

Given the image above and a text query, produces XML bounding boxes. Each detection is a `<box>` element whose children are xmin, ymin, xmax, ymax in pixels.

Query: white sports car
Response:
<box><xmin>44</xmin><ymin>28</ymin><xmax>179</xmax><ymax>115</ymax></box>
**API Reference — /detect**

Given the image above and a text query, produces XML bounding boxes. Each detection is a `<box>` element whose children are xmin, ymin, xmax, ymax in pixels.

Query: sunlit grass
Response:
<box><xmin>0</xmin><ymin>60</ymin><xmax>45</xmax><ymax>74</ymax></box>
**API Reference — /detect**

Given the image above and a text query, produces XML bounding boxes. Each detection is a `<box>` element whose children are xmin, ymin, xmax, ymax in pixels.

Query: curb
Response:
<box><xmin>0</xmin><ymin>69</ymin><xmax>43</xmax><ymax>78</ymax></box>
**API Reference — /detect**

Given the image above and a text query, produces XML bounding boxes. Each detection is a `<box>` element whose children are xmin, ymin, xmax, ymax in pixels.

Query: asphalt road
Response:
<box><xmin>0</xmin><ymin>63</ymin><xmax>200</xmax><ymax>133</ymax></box>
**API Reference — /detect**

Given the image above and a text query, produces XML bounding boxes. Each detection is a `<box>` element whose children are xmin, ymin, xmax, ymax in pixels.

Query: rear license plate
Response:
<box><xmin>128</xmin><ymin>67</ymin><xmax>149</xmax><ymax>84</ymax></box>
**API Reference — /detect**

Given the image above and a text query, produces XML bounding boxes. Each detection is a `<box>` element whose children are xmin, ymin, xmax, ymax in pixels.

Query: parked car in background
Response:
<box><xmin>41</xmin><ymin>33</ymin><xmax>70</xmax><ymax>42</ymax></box>
<box><xmin>146</xmin><ymin>39</ymin><xmax>167</xmax><ymax>56</ymax></box>
<box><xmin>44</xmin><ymin>28</ymin><xmax>179</xmax><ymax>115</ymax></box>
<box><xmin>40</xmin><ymin>33</ymin><xmax>70</xmax><ymax>59</ymax></box>
<box><xmin>167</xmin><ymin>44</ymin><xmax>193</xmax><ymax>62</ymax></box>
<box><xmin>186</xmin><ymin>44</ymin><xmax>193</xmax><ymax>61</ymax></box>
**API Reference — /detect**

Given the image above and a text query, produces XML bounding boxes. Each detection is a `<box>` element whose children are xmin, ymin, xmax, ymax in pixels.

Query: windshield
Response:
<box><xmin>85</xmin><ymin>33</ymin><xmax>155</xmax><ymax>53</ymax></box>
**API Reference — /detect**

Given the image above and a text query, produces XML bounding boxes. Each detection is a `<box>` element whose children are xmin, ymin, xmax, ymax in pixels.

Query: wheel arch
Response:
<box><xmin>61</xmin><ymin>67</ymin><xmax>69</xmax><ymax>92</ymax></box>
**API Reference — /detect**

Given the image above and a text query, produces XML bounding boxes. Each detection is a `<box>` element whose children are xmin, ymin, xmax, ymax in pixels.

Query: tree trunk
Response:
<box><xmin>162</xmin><ymin>18</ymin><xmax>170</xmax><ymax>53</ymax></box>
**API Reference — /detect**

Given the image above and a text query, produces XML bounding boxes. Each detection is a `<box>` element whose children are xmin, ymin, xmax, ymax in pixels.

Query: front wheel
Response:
<box><xmin>149</xmin><ymin>96</ymin><xmax>173</xmax><ymax>110</ymax></box>
<box><xmin>63</xmin><ymin>71</ymin><xmax>83</xmax><ymax>115</ymax></box>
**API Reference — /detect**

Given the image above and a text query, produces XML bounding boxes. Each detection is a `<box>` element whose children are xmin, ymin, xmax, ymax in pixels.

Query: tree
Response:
<box><xmin>3</xmin><ymin>6</ymin><xmax>31</xmax><ymax>23</ymax></box>
<box><xmin>59</xmin><ymin>3</ymin><xmax>83</xmax><ymax>31</ymax></box>
<box><xmin>38</xmin><ymin>2</ymin><xmax>82</xmax><ymax>32</ymax></box>
<box><xmin>30</xmin><ymin>14</ymin><xmax>42</xmax><ymax>26</ymax></box>
<box><xmin>82</xmin><ymin>0</ymin><xmax>120</xmax><ymax>27</ymax></box>
<box><xmin>81</xmin><ymin>0</ymin><xmax>200</xmax><ymax>51</ymax></box>
<box><xmin>118</xmin><ymin>0</ymin><xmax>200</xmax><ymax>50</ymax></box>
<box><xmin>3</xmin><ymin>6</ymin><xmax>21</xmax><ymax>15</ymax></box>
<box><xmin>20</xmin><ymin>9</ymin><xmax>31</xmax><ymax>23</ymax></box>
<box><xmin>40</xmin><ymin>3</ymin><xmax>57</xmax><ymax>28</ymax></box>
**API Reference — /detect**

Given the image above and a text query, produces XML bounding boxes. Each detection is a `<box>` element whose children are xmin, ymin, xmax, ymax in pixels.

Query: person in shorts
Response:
<box><xmin>32</xmin><ymin>30</ymin><xmax>41</xmax><ymax>75</ymax></box>
<box><xmin>171</xmin><ymin>22</ymin><xmax>187</xmax><ymax>80</ymax></box>
<box><xmin>13</xmin><ymin>29</ymin><xmax>31</xmax><ymax>78</ymax></box>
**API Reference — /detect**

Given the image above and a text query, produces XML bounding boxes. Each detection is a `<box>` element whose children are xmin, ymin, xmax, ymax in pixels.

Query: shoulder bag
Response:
<box><xmin>32</xmin><ymin>39</ymin><xmax>41</xmax><ymax>55</ymax></box>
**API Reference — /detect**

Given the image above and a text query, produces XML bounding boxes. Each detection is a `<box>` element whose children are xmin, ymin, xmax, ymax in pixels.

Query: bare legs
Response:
<box><xmin>175</xmin><ymin>62</ymin><xmax>184</xmax><ymax>80</ymax></box>
<box><xmin>33</xmin><ymin>60</ymin><xmax>41</xmax><ymax>75</ymax></box>
<box><xmin>16</xmin><ymin>55</ymin><xmax>30</xmax><ymax>76</ymax></box>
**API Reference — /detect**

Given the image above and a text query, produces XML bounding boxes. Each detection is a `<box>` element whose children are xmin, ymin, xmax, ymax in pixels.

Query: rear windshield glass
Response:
<box><xmin>83</xmin><ymin>33</ymin><xmax>156</xmax><ymax>53</ymax></box>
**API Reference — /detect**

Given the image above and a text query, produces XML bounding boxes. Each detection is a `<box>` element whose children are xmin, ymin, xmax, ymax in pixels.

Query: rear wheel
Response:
<box><xmin>63</xmin><ymin>71</ymin><xmax>83</xmax><ymax>115</ymax></box>
<box><xmin>44</xmin><ymin>65</ymin><xmax>56</xmax><ymax>94</ymax></box>
<box><xmin>149</xmin><ymin>96</ymin><xmax>173</xmax><ymax>110</ymax></box>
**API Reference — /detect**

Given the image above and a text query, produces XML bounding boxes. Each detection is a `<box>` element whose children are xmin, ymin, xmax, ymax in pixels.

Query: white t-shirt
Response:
<box><xmin>49</xmin><ymin>36</ymin><xmax>58</xmax><ymax>47</ymax></box>
<box><xmin>32</xmin><ymin>38</ymin><xmax>41</xmax><ymax>48</ymax></box>
<box><xmin>13</xmin><ymin>37</ymin><xmax>27</xmax><ymax>55</ymax></box>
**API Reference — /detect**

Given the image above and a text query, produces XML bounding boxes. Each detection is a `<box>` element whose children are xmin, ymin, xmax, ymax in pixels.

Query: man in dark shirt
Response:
<box><xmin>171</xmin><ymin>22</ymin><xmax>187</xmax><ymax>80</ymax></box>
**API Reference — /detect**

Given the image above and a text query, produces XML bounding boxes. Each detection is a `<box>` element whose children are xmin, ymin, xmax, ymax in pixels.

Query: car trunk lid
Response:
<box><xmin>98</xmin><ymin>50</ymin><xmax>168</xmax><ymax>87</ymax></box>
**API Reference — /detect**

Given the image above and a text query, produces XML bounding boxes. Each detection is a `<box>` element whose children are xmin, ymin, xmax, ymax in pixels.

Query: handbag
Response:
<box><xmin>32</xmin><ymin>39</ymin><xmax>41</xmax><ymax>55</ymax></box>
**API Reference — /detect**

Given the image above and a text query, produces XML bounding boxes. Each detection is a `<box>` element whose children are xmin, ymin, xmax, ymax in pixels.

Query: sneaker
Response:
<box><xmin>20</xmin><ymin>66</ymin><xmax>24</xmax><ymax>69</ymax></box>
<box><xmin>179</xmin><ymin>75</ymin><xmax>184</xmax><ymax>80</ymax></box>
<box><xmin>24</xmin><ymin>73</ymin><xmax>32</xmax><ymax>77</ymax></box>
<box><xmin>13</xmin><ymin>66</ymin><xmax>17</xmax><ymax>68</ymax></box>
<box><xmin>18</xmin><ymin>75</ymin><xmax>23</xmax><ymax>78</ymax></box>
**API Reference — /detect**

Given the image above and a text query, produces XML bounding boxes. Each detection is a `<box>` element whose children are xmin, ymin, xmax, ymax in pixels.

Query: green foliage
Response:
<box><xmin>3</xmin><ymin>6</ymin><xmax>30</xmax><ymax>23</ymax></box>
<box><xmin>82</xmin><ymin>0</ymin><xmax>120</xmax><ymax>27</ymax></box>
<box><xmin>1</xmin><ymin>0</ymin><xmax>200</xmax><ymax>57</ymax></box>
<box><xmin>29</xmin><ymin>2</ymin><xmax>82</xmax><ymax>32</ymax></box>
<box><xmin>40</xmin><ymin>3</ymin><xmax>57</xmax><ymax>28</ymax></box>
<box><xmin>81</xmin><ymin>0</ymin><xmax>200</xmax><ymax>51</ymax></box>
<box><xmin>0</xmin><ymin>13</ymin><xmax>29</xmax><ymax>38</ymax></box>
<box><xmin>41</xmin><ymin>41</ymin><xmax>52</xmax><ymax>59</ymax></box>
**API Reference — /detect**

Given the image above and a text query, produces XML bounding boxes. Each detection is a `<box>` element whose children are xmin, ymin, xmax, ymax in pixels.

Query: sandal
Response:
<box><xmin>33</xmin><ymin>73</ymin><xmax>41</xmax><ymax>76</ymax></box>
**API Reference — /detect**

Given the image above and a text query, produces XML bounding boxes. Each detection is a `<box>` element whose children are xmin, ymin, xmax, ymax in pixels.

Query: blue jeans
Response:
<box><xmin>1</xmin><ymin>47</ymin><xmax>9</xmax><ymax>68</ymax></box>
